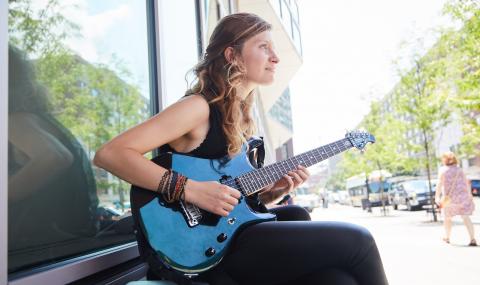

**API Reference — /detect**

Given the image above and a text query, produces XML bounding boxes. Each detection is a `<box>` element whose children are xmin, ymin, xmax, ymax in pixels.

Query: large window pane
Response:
<box><xmin>158</xmin><ymin>0</ymin><xmax>198</xmax><ymax>106</ymax></box>
<box><xmin>8</xmin><ymin>0</ymin><xmax>151</xmax><ymax>273</ymax></box>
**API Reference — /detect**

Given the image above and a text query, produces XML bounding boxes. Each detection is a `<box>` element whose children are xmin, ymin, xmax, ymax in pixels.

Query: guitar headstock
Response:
<box><xmin>346</xmin><ymin>130</ymin><xmax>375</xmax><ymax>151</ymax></box>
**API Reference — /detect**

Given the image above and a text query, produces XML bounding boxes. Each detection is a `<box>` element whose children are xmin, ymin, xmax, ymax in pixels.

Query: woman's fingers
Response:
<box><xmin>289</xmin><ymin>165</ymin><xmax>310</xmax><ymax>187</ymax></box>
<box><xmin>283</xmin><ymin>174</ymin><xmax>295</xmax><ymax>191</ymax></box>
<box><xmin>218</xmin><ymin>185</ymin><xmax>240</xmax><ymax>203</ymax></box>
<box><xmin>217</xmin><ymin>208</ymin><xmax>230</xmax><ymax>217</ymax></box>
<box><xmin>289</xmin><ymin>171</ymin><xmax>303</xmax><ymax>186</ymax></box>
<box><xmin>212</xmin><ymin>184</ymin><xmax>241</xmax><ymax>216</ymax></box>
<box><xmin>224</xmin><ymin>193</ymin><xmax>239</xmax><ymax>206</ymax></box>
<box><xmin>297</xmin><ymin>165</ymin><xmax>310</xmax><ymax>179</ymax></box>
<box><xmin>221</xmin><ymin>201</ymin><xmax>235</xmax><ymax>212</ymax></box>
<box><xmin>229</xmin><ymin>187</ymin><xmax>242</xmax><ymax>199</ymax></box>
<box><xmin>298</xmin><ymin>165</ymin><xmax>310</xmax><ymax>176</ymax></box>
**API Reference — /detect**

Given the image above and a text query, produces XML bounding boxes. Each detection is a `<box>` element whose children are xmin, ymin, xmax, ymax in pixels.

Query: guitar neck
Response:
<box><xmin>237</xmin><ymin>138</ymin><xmax>353</xmax><ymax>196</ymax></box>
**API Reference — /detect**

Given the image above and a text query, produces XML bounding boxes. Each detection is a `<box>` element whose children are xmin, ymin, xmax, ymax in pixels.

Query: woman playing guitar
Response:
<box><xmin>94</xmin><ymin>12</ymin><xmax>388</xmax><ymax>285</ymax></box>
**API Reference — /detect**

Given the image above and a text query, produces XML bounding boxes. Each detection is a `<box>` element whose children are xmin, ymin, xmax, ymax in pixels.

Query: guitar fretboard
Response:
<box><xmin>224</xmin><ymin>138</ymin><xmax>353</xmax><ymax>196</ymax></box>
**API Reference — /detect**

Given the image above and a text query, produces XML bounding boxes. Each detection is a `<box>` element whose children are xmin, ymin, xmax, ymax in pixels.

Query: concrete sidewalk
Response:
<box><xmin>310</xmin><ymin>198</ymin><xmax>480</xmax><ymax>285</ymax></box>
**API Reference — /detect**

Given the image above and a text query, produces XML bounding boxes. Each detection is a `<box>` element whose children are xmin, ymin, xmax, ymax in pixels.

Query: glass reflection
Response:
<box><xmin>8</xmin><ymin>0</ymin><xmax>150</xmax><ymax>273</ymax></box>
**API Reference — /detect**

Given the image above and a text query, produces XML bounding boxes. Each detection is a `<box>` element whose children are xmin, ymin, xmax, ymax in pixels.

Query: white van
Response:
<box><xmin>293</xmin><ymin>187</ymin><xmax>321</xmax><ymax>212</ymax></box>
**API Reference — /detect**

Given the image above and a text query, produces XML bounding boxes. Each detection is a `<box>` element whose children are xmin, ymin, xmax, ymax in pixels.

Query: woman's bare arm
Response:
<box><xmin>435</xmin><ymin>170</ymin><xmax>444</xmax><ymax>200</ymax></box>
<box><xmin>93</xmin><ymin>95</ymin><xmax>210</xmax><ymax>191</ymax></box>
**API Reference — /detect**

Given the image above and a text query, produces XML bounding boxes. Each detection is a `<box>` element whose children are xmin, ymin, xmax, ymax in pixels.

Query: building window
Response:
<box><xmin>8</xmin><ymin>0</ymin><xmax>151</xmax><ymax>273</ymax></box>
<box><xmin>269</xmin><ymin>87</ymin><xmax>293</xmax><ymax>131</ymax></box>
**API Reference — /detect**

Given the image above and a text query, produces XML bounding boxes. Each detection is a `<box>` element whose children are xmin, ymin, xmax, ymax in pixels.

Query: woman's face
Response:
<box><xmin>442</xmin><ymin>158</ymin><xmax>447</xmax><ymax>166</ymax></box>
<box><xmin>238</xmin><ymin>30</ymin><xmax>279</xmax><ymax>86</ymax></box>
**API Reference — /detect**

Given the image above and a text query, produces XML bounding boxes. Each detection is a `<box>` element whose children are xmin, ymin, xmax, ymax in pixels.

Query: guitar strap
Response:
<box><xmin>246</xmin><ymin>136</ymin><xmax>269</xmax><ymax>214</ymax></box>
<box><xmin>248</xmin><ymin>136</ymin><xmax>265</xmax><ymax>168</ymax></box>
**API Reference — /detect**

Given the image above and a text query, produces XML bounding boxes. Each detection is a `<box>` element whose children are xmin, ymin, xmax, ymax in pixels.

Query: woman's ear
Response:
<box><xmin>224</xmin><ymin>47</ymin><xmax>235</xmax><ymax>63</ymax></box>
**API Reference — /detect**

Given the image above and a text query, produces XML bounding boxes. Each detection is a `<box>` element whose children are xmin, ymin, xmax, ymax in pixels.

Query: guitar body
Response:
<box><xmin>130</xmin><ymin>148</ymin><xmax>276</xmax><ymax>274</ymax></box>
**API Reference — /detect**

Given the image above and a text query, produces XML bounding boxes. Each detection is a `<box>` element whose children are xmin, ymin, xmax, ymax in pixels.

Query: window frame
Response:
<box><xmin>1</xmin><ymin>0</ymin><xmax>8</xmax><ymax>283</ymax></box>
<box><xmin>8</xmin><ymin>243</ymin><xmax>139</xmax><ymax>285</ymax></box>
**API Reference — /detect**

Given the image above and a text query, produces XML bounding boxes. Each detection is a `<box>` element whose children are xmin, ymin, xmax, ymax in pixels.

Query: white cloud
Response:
<box><xmin>83</xmin><ymin>4</ymin><xmax>131</xmax><ymax>39</ymax></box>
<box><xmin>62</xmin><ymin>1</ymin><xmax>132</xmax><ymax>62</ymax></box>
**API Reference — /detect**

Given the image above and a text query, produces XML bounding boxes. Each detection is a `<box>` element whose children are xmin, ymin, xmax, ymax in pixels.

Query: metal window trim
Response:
<box><xmin>147</xmin><ymin>0</ymin><xmax>161</xmax><ymax>115</ymax></box>
<box><xmin>1</xmin><ymin>0</ymin><xmax>8</xmax><ymax>284</ymax></box>
<box><xmin>216</xmin><ymin>0</ymin><xmax>227</xmax><ymax>18</ymax></box>
<box><xmin>8</xmin><ymin>242</ymin><xmax>140</xmax><ymax>285</ymax></box>
<box><xmin>195</xmin><ymin>0</ymin><xmax>205</xmax><ymax>59</ymax></box>
<box><xmin>153</xmin><ymin>0</ymin><xmax>167</xmax><ymax>111</ymax></box>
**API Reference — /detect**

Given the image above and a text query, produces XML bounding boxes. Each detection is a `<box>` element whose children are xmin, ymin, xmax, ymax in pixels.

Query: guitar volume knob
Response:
<box><xmin>217</xmin><ymin>233</ymin><xmax>228</xmax><ymax>242</ymax></box>
<box><xmin>205</xmin><ymin>247</ymin><xmax>216</xmax><ymax>257</ymax></box>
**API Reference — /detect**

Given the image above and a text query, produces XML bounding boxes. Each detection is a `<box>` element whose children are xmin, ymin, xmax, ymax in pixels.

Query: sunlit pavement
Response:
<box><xmin>310</xmin><ymin>198</ymin><xmax>480</xmax><ymax>285</ymax></box>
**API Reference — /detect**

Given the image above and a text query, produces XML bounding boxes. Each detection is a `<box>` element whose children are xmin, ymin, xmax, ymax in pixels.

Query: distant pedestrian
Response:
<box><xmin>435</xmin><ymin>151</ymin><xmax>477</xmax><ymax>246</ymax></box>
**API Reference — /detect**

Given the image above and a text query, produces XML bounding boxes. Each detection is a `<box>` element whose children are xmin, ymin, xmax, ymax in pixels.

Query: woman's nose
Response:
<box><xmin>270</xmin><ymin>50</ymin><xmax>280</xmax><ymax>64</ymax></box>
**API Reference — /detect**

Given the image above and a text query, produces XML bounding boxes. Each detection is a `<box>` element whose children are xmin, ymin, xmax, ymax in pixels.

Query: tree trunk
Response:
<box><xmin>422</xmin><ymin>128</ymin><xmax>437</xmax><ymax>222</ymax></box>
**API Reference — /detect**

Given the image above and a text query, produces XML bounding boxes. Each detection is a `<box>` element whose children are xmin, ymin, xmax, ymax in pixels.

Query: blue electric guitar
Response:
<box><xmin>130</xmin><ymin>131</ymin><xmax>375</xmax><ymax>275</ymax></box>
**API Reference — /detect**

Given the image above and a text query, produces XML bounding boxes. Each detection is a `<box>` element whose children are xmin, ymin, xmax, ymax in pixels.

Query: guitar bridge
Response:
<box><xmin>179</xmin><ymin>200</ymin><xmax>203</xmax><ymax>227</ymax></box>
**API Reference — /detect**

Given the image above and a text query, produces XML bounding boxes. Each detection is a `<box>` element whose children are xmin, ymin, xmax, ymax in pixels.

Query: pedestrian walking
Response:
<box><xmin>435</xmin><ymin>151</ymin><xmax>477</xmax><ymax>246</ymax></box>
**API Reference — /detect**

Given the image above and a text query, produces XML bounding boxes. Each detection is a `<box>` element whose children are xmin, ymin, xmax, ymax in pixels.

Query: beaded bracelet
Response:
<box><xmin>157</xmin><ymin>170</ymin><xmax>188</xmax><ymax>203</ymax></box>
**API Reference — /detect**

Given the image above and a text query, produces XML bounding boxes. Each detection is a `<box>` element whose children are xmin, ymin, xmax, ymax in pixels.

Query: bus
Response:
<box><xmin>346</xmin><ymin>170</ymin><xmax>392</xmax><ymax>208</ymax></box>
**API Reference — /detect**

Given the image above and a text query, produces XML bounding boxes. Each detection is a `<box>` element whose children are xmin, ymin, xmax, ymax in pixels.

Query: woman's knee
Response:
<box><xmin>270</xmin><ymin>205</ymin><xmax>311</xmax><ymax>221</ymax></box>
<box><xmin>341</xmin><ymin>223</ymin><xmax>376</xmax><ymax>249</ymax></box>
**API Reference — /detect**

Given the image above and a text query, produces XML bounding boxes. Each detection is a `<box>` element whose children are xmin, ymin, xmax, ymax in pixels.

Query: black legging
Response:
<box><xmin>146</xmin><ymin>205</ymin><xmax>388</xmax><ymax>285</ymax></box>
<box><xmin>201</xmin><ymin>205</ymin><xmax>388</xmax><ymax>285</ymax></box>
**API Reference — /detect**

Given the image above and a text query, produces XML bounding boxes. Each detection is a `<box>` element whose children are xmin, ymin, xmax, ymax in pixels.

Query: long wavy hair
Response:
<box><xmin>186</xmin><ymin>13</ymin><xmax>272</xmax><ymax>156</ymax></box>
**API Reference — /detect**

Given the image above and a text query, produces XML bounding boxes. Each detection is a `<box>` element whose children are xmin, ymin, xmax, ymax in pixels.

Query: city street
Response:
<box><xmin>310</xmin><ymin>198</ymin><xmax>480</xmax><ymax>285</ymax></box>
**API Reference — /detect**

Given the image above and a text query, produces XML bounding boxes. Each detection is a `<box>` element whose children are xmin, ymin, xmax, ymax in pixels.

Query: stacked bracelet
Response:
<box><xmin>157</xmin><ymin>170</ymin><xmax>188</xmax><ymax>203</ymax></box>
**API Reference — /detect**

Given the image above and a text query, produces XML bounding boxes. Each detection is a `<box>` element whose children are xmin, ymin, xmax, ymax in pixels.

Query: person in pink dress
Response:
<box><xmin>435</xmin><ymin>151</ymin><xmax>477</xmax><ymax>246</ymax></box>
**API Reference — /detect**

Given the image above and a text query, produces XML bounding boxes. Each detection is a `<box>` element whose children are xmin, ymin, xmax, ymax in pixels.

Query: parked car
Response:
<box><xmin>337</xmin><ymin>191</ymin><xmax>351</xmax><ymax>206</ymax></box>
<box><xmin>469</xmin><ymin>179</ymin><xmax>480</xmax><ymax>197</ymax></box>
<box><xmin>96</xmin><ymin>206</ymin><xmax>122</xmax><ymax>230</ymax></box>
<box><xmin>390</xmin><ymin>179</ymin><xmax>436</xmax><ymax>211</ymax></box>
<box><xmin>293</xmin><ymin>187</ymin><xmax>321</xmax><ymax>212</ymax></box>
<box><xmin>328</xmin><ymin>192</ymin><xmax>340</xmax><ymax>204</ymax></box>
<box><xmin>113</xmin><ymin>201</ymin><xmax>131</xmax><ymax>212</ymax></box>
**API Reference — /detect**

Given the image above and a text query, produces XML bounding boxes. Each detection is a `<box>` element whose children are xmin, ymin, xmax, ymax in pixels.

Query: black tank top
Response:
<box><xmin>159</xmin><ymin>95</ymin><xmax>228</xmax><ymax>159</ymax></box>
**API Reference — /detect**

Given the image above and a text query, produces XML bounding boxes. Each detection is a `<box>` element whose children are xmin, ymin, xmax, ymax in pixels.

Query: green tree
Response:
<box><xmin>35</xmin><ymin>52</ymin><xmax>148</xmax><ymax>204</ymax></box>
<box><xmin>9</xmin><ymin>0</ymin><xmax>79</xmax><ymax>55</ymax></box>
<box><xmin>9</xmin><ymin>0</ymin><xmax>150</xmax><ymax>205</ymax></box>
<box><xmin>339</xmin><ymin>100</ymin><xmax>416</xmax><ymax>180</ymax></box>
<box><xmin>443</xmin><ymin>0</ymin><xmax>480</xmax><ymax>157</ymax></box>
<box><xmin>393</xmin><ymin>45</ymin><xmax>451</xmax><ymax>221</ymax></box>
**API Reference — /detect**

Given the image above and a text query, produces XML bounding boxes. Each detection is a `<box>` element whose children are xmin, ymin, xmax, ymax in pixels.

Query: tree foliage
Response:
<box><xmin>336</xmin><ymin>0</ymin><xmax>480</xmax><ymax>194</ymax></box>
<box><xmin>9</xmin><ymin>0</ymin><xmax>149</xmax><ymax>201</ymax></box>
<box><xmin>443</xmin><ymin>0</ymin><xmax>480</xmax><ymax>157</ymax></box>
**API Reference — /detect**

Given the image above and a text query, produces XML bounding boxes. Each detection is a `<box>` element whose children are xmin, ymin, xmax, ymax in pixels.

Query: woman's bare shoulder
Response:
<box><xmin>161</xmin><ymin>94</ymin><xmax>210</xmax><ymax>118</ymax></box>
<box><xmin>96</xmin><ymin>94</ymin><xmax>211</xmax><ymax>155</ymax></box>
<box><xmin>174</xmin><ymin>94</ymin><xmax>210</xmax><ymax>114</ymax></box>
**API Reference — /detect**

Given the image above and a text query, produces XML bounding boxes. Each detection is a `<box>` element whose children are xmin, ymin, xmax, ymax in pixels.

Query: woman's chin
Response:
<box><xmin>260</xmin><ymin>76</ymin><xmax>275</xmax><ymax>85</ymax></box>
